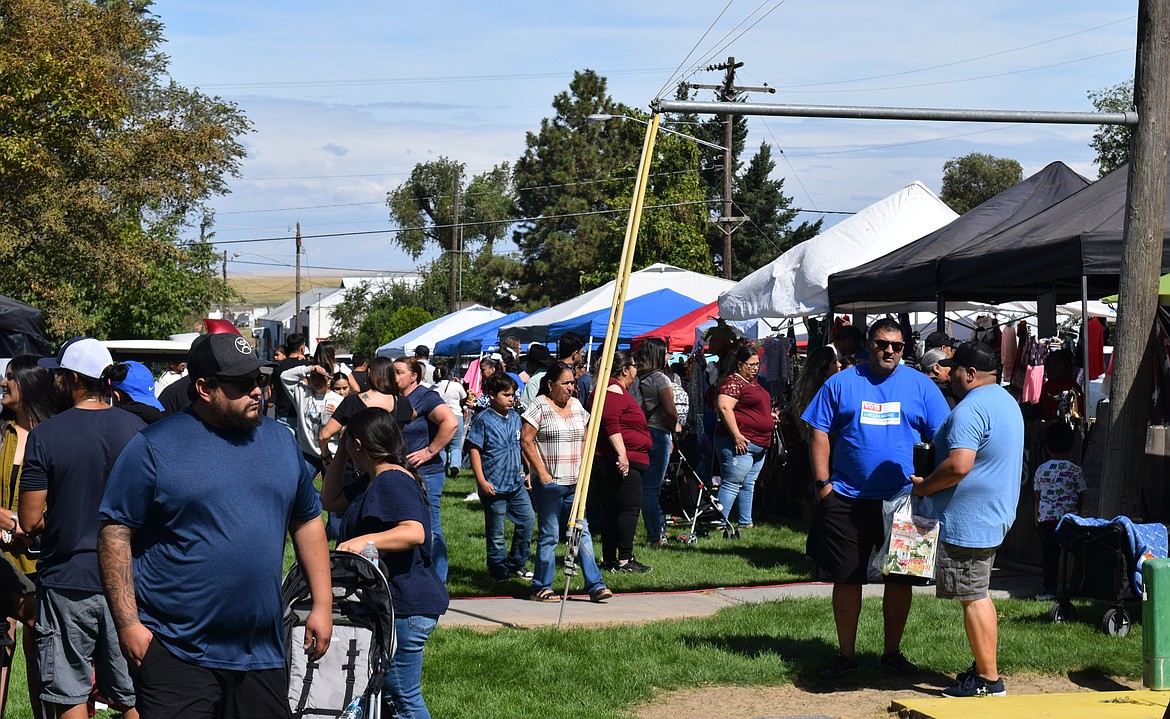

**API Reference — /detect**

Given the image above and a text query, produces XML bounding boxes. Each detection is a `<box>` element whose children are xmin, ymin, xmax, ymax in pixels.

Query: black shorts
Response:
<box><xmin>812</xmin><ymin>491</ymin><xmax>920</xmax><ymax>585</ymax></box>
<box><xmin>136</xmin><ymin>639</ymin><xmax>291</xmax><ymax>719</ymax></box>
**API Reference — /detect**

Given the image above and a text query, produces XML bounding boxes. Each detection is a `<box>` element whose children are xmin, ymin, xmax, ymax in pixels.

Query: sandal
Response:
<box><xmin>590</xmin><ymin>587</ymin><xmax>613</xmax><ymax>603</ymax></box>
<box><xmin>529</xmin><ymin>588</ymin><xmax>560</xmax><ymax>603</ymax></box>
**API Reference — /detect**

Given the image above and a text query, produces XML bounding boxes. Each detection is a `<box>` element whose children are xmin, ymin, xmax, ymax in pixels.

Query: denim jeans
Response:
<box><xmin>421</xmin><ymin>470</ymin><xmax>448</xmax><ymax>582</ymax></box>
<box><xmin>531</xmin><ymin>481</ymin><xmax>605</xmax><ymax>594</ymax></box>
<box><xmin>443</xmin><ymin>412</ymin><xmax>465</xmax><ymax>473</ymax></box>
<box><xmin>383</xmin><ymin>614</ymin><xmax>439</xmax><ymax>719</ymax></box>
<box><xmin>714</xmin><ymin>435</ymin><xmax>767</xmax><ymax>526</ymax></box>
<box><xmin>482</xmin><ymin>486</ymin><xmax>535</xmax><ymax>575</ymax></box>
<box><xmin>641</xmin><ymin>427</ymin><xmax>672</xmax><ymax>542</ymax></box>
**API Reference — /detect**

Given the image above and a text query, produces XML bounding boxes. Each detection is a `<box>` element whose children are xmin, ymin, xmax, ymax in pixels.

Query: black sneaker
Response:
<box><xmin>818</xmin><ymin>654</ymin><xmax>859</xmax><ymax>680</ymax></box>
<box><xmin>879</xmin><ymin>650</ymin><xmax>918</xmax><ymax>674</ymax></box>
<box><xmin>508</xmin><ymin>567</ymin><xmax>534</xmax><ymax>579</ymax></box>
<box><xmin>942</xmin><ymin>674</ymin><xmax>1007</xmax><ymax>698</ymax></box>
<box><xmin>955</xmin><ymin>662</ymin><xmax>976</xmax><ymax>683</ymax></box>
<box><xmin>616</xmin><ymin>558</ymin><xmax>652</xmax><ymax>573</ymax></box>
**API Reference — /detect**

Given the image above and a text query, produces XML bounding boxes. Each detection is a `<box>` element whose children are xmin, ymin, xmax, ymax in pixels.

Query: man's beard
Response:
<box><xmin>206</xmin><ymin>393</ymin><xmax>263</xmax><ymax>432</ymax></box>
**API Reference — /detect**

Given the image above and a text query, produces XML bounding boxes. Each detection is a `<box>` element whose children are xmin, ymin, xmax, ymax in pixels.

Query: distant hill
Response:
<box><xmin>229</xmin><ymin>276</ymin><xmax>343</xmax><ymax>306</ymax></box>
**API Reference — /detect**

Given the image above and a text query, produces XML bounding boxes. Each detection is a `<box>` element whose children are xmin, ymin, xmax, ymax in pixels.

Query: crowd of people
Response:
<box><xmin>0</xmin><ymin>313</ymin><xmax>1090</xmax><ymax>715</ymax></box>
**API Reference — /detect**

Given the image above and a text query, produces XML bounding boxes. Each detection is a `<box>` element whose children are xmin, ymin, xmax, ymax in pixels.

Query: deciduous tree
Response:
<box><xmin>1089</xmin><ymin>80</ymin><xmax>1134</xmax><ymax>177</ymax></box>
<box><xmin>940</xmin><ymin>152</ymin><xmax>1023</xmax><ymax>214</ymax></box>
<box><xmin>0</xmin><ymin>0</ymin><xmax>248</xmax><ymax>339</ymax></box>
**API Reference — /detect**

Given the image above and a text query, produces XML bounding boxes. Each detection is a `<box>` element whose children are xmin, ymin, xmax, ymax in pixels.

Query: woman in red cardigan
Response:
<box><xmin>594</xmin><ymin>351</ymin><xmax>654</xmax><ymax>573</ymax></box>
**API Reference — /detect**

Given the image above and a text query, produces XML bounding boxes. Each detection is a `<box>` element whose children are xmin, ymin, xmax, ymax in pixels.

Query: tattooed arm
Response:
<box><xmin>98</xmin><ymin>521</ymin><xmax>153</xmax><ymax>667</ymax></box>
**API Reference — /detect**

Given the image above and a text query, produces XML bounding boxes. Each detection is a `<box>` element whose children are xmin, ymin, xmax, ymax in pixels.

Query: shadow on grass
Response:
<box><xmin>693</xmin><ymin>542</ymin><xmax>813</xmax><ymax>572</ymax></box>
<box><xmin>677</xmin><ymin>632</ymin><xmax>959</xmax><ymax>694</ymax></box>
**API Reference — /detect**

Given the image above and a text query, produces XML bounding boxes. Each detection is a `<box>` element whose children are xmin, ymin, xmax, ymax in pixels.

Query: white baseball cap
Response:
<box><xmin>38</xmin><ymin>337</ymin><xmax>114</xmax><ymax>380</ymax></box>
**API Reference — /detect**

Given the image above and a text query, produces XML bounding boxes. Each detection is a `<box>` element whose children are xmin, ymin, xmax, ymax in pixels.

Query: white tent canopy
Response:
<box><xmin>719</xmin><ymin>181</ymin><xmax>959</xmax><ymax>320</ymax></box>
<box><xmin>498</xmin><ymin>263</ymin><xmax>736</xmax><ymax>343</ymax></box>
<box><xmin>375</xmin><ymin>304</ymin><xmax>504</xmax><ymax>358</ymax></box>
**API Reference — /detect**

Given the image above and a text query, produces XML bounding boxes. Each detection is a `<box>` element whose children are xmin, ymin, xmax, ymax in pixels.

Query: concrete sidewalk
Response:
<box><xmin>443</xmin><ymin>562</ymin><xmax>1042</xmax><ymax>629</ymax></box>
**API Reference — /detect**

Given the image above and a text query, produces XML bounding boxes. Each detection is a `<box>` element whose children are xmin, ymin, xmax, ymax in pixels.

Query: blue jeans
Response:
<box><xmin>531</xmin><ymin>481</ymin><xmax>606</xmax><ymax>594</ymax></box>
<box><xmin>384</xmin><ymin>614</ymin><xmax>439</xmax><ymax>719</ymax></box>
<box><xmin>443</xmin><ymin>412</ymin><xmax>465</xmax><ymax>473</ymax></box>
<box><xmin>714</xmin><ymin>435</ymin><xmax>767</xmax><ymax>526</ymax></box>
<box><xmin>482</xmin><ymin>486</ymin><xmax>535</xmax><ymax>575</ymax></box>
<box><xmin>421</xmin><ymin>469</ymin><xmax>448</xmax><ymax>582</ymax></box>
<box><xmin>642</xmin><ymin>427</ymin><xmax>672</xmax><ymax>542</ymax></box>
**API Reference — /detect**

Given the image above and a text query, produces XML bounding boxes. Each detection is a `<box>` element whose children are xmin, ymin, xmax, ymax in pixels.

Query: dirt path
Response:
<box><xmin>634</xmin><ymin>672</ymin><xmax>1144</xmax><ymax>719</ymax></box>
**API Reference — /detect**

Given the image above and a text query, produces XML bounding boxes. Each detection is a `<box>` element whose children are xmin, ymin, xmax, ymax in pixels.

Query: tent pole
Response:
<box><xmin>1081</xmin><ymin>275</ymin><xmax>1091</xmax><ymax>395</ymax></box>
<box><xmin>936</xmin><ymin>294</ymin><xmax>946</xmax><ymax>333</ymax></box>
<box><xmin>558</xmin><ymin>115</ymin><xmax>661</xmax><ymax>624</ymax></box>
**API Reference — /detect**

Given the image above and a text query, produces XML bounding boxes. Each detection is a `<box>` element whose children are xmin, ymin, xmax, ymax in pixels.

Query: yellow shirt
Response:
<box><xmin>0</xmin><ymin>421</ymin><xmax>37</xmax><ymax>575</ymax></box>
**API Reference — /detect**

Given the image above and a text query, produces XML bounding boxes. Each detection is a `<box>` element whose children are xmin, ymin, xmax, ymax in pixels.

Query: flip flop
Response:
<box><xmin>590</xmin><ymin>587</ymin><xmax>613</xmax><ymax>603</ymax></box>
<box><xmin>529</xmin><ymin>588</ymin><xmax>561</xmax><ymax>603</ymax></box>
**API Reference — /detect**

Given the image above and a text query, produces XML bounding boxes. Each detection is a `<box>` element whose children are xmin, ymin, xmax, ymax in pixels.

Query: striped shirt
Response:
<box><xmin>522</xmin><ymin>396</ymin><xmax>590</xmax><ymax>486</ymax></box>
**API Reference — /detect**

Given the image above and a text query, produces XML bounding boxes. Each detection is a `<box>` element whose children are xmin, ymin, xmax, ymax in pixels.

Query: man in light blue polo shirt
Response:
<box><xmin>912</xmin><ymin>340</ymin><xmax>1024</xmax><ymax>698</ymax></box>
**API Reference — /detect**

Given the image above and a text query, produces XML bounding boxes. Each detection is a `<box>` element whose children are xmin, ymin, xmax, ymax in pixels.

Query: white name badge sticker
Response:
<box><xmin>860</xmin><ymin>401</ymin><xmax>902</xmax><ymax>426</ymax></box>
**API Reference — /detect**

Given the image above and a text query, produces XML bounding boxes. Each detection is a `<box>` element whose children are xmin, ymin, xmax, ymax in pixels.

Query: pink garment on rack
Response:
<box><xmin>1001</xmin><ymin>323</ymin><xmax>1017</xmax><ymax>379</ymax></box>
<box><xmin>464</xmin><ymin>358</ymin><xmax>483</xmax><ymax>396</ymax></box>
<box><xmin>1022</xmin><ymin>364</ymin><xmax>1045</xmax><ymax>404</ymax></box>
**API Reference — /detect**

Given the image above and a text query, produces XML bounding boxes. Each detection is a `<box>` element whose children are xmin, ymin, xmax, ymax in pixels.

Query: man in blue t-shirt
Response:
<box><xmin>911</xmin><ymin>341</ymin><xmax>1023</xmax><ymax>698</ymax></box>
<box><xmin>98</xmin><ymin>333</ymin><xmax>333</xmax><ymax>719</ymax></box>
<box><xmin>801</xmin><ymin>318</ymin><xmax>949</xmax><ymax>680</ymax></box>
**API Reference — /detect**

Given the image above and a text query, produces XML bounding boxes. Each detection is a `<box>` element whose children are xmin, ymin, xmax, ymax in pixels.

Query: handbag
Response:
<box><xmin>768</xmin><ymin>422</ymin><xmax>788</xmax><ymax>467</ymax></box>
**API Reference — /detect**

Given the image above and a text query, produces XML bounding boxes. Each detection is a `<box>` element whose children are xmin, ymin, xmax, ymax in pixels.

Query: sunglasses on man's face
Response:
<box><xmin>216</xmin><ymin>373</ymin><xmax>271</xmax><ymax>392</ymax></box>
<box><xmin>871</xmin><ymin>339</ymin><xmax>905</xmax><ymax>353</ymax></box>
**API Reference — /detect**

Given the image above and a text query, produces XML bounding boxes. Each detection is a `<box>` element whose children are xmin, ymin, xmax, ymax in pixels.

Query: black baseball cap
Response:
<box><xmin>924</xmin><ymin>331</ymin><xmax>957</xmax><ymax>349</ymax></box>
<box><xmin>939</xmin><ymin>341</ymin><xmax>998</xmax><ymax>372</ymax></box>
<box><xmin>187</xmin><ymin>333</ymin><xmax>275</xmax><ymax>379</ymax></box>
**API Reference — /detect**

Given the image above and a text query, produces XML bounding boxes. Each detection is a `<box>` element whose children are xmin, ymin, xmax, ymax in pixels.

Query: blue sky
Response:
<box><xmin>156</xmin><ymin>1</ymin><xmax>1137</xmax><ymax>286</ymax></box>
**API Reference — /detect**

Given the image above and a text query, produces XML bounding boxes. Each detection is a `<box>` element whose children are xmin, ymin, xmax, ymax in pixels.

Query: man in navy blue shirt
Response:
<box><xmin>98</xmin><ymin>333</ymin><xmax>332</xmax><ymax>719</ymax></box>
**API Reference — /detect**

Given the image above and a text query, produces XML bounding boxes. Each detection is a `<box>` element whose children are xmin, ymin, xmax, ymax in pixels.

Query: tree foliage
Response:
<box><xmin>0</xmin><ymin>0</ymin><xmax>249</xmax><ymax>339</ymax></box>
<box><xmin>939</xmin><ymin>152</ymin><xmax>1023</xmax><ymax>214</ymax></box>
<box><xmin>386</xmin><ymin>158</ymin><xmax>522</xmax><ymax>309</ymax></box>
<box><xmin>510</xmin><ymin>70</ymin><xmax>645</xmax><ymax>309</ymax></box>
<box><xmin>1088</xmin><ymin>80</ymin><xmax>1133</xmax><ymax>177</ymax></box>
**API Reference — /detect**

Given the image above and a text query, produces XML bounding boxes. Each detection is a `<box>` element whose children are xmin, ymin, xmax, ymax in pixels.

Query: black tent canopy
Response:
<box><xmin>828</xmin><ymin>162</ymin><xmax>1090</xmax><ymax>308</ymax></box>
<box><xmin>0</xmin><ymin>295</ymin><xmax>51</xmax><ymax>357</ymax></box>
<box><xmin>936</xmin><ymin>161</ymin><xmax>1170</xmax><ymax>303</ymax></box>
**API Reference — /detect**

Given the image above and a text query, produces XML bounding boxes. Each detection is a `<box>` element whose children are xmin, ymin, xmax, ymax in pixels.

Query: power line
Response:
<box><xmin>655</xmin><ymin>0</ymin><xmax>738</xmax><ymax>100</ymax></box>
<box><xmin>204</xmin><ymin>199</ymin><xmax>723</xmax><ymax>246</ymax></box>
<box><xmin>198</xmin><ymin>67</ymin><xmax>675</xmax><ymax>92</ymax></box>
<box><xmin>230</xmin><ymin>259</ymin><xmax>409</xmax><ymax>273</ymax></box>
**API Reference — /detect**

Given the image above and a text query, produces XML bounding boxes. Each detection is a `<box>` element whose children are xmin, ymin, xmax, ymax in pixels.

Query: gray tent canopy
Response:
<box><xmin>935</xmin><ymin>162</ymin><xmax>1170</xmax><ymax>303</ymax></box>
<box><xmin>827</xmin><ymin>162</ymin><xmax>1090</xmax><ymax>308</ymax></box>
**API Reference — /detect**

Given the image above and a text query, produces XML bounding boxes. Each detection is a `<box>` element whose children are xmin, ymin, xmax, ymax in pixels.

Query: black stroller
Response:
<box><xmin>1048</xmin><ymin>519</ymin><xmax>1152</xmax><ymax>637</ymax></box>
<box><xmin>659</xmin><ymin>449</ymin><xmax>738</xmax><ymax>541</ymax></box>
<box><xmin>284</xmin><ymin>551</ymin><xmax>397</xmax><ymax>718</ymax></box>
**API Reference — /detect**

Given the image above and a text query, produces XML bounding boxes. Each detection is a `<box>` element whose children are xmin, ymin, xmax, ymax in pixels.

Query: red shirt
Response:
<box><xmin>596</xmin><ymin>377</ymin><xmax>652</xmax><ymax>466</ymax></box>
<box><xmin>715</xmin><ymin>373</ymin><xmax>773</xmax><ymax>447</ymax></box>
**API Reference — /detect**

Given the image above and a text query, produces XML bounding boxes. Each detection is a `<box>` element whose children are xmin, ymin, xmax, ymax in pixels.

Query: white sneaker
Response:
<box><xmin>464</xmin><ymin>491</ymin><xmax>480</xmax><ymax>504</ymax></box>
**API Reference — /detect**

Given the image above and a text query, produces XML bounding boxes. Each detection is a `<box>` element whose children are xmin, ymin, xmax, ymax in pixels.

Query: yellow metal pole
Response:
<box><xmin>557</xmin><ymin>115</ymin><xmax>660</xmax><ymax>615</ymax></box>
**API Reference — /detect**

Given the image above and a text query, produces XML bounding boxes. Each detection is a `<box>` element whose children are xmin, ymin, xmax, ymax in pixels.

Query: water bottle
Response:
<box><xmin>360</xmin><ymin>541</ymin><xmax>379</xmax><ymax>564</ymax></box>
<box><xmin>338</xmin><ymin>695</ymin><xmax>364</xmax><ymax>719</ymax></box>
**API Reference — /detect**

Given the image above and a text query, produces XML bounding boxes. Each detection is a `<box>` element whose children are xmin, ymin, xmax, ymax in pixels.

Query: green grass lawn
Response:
<box><xmin>422</xmin><ymin>595</ymin><xmax>1143</xmax><ymax>719</ymax></box>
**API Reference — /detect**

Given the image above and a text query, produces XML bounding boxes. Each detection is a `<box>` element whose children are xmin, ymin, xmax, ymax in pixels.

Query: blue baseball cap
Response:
<box><xmin>112</xmin><ymin>361</ymin><xmax>164</xmax><ymax>411</ymax></box>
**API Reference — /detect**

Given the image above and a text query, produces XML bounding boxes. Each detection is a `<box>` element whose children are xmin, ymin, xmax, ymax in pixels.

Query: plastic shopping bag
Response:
<box><xmin>870</xmin><ymin>488</ymin><xmax>941</xmax><ymax>579</ymax></box>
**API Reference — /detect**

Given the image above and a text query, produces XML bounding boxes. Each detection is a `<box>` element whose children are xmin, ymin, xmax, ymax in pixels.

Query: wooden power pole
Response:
<box><xmin>692</xmin><ymin>58</ymin><xmax>773</xmax><ymax>279</ymax></box>
<box><xmin>451</xmin><ymin>170</ymin><xmax>460</xmax><ymax>313</ymax></box>
<box><xmin>294</xmin><ymin>222</ymin><xmax>303</xmax><ymax>335</ymax></box>
<box><xmin>1099</xmin><ymin>0</ymin><xmax>1170</xmax><ymax>519</ymax></box>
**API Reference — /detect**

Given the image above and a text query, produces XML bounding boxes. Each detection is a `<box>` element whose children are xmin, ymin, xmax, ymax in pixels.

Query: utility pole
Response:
<box><xmin>691</xmin><ymin>57</ymin><xmax>774</xmax><ymax>279</ymax></box>
<box><xmin>450</xmin><ymin>170</ymin><xmax>460</xmax><ymax>313</ymax></box>
<box><xmin>1099</xmin><ymin>0</ymin><xmax>1170</xmax><ymax>519</ymax></box>
<box><xmin>294</xmin><ymin>222</ymin><xmax>302</xmax><ymax>335</ymax></box>
<box><xmin>220</xmin><ymin>251</ymin><xmax>227</xmax><ymax>316</ymax></box>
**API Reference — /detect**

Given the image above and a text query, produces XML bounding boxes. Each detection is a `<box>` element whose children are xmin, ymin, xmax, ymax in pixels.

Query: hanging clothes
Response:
<box><xmin>1001</xmin><ymin>321</ymin><xmax>1017</xmax><ymax>380</ymax></box>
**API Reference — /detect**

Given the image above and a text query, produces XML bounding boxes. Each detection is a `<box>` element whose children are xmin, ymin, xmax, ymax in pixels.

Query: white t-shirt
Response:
<box><xmin>435</xmin><ymin>379</ymin><xmax>467</xmax><ymax>417</ymax></box>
